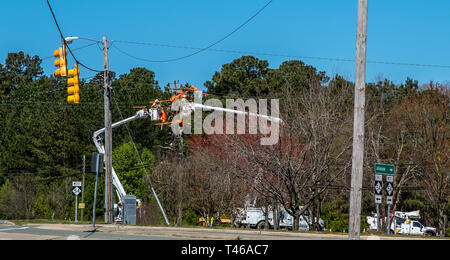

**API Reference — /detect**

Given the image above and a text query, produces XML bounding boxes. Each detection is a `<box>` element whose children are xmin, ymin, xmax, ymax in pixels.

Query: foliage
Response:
<box><xmin>113</xmin><ymin>141</ymin><xmax>154</xmax><ymax>199</ymax></box>
<box><xmin>0</xmin><ymin>53</ymin><xmax>169</xmax><ymax>222</ymax></box>
<box><xmin>0</xmin><ymin>52</ymin><xmax>448</xmax><ymax>234</ymax></box>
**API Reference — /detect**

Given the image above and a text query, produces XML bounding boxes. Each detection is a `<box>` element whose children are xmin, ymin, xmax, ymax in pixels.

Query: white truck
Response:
<box><xmin>392</xmin><ymin>211</ymin><xmax>437</xmax><ymax>236</ymax></box>
<box><xmin>366</xmin><ymin>210</ymin><xmax>437</xmax><ymax>236</ymax></box>
<box><xmin>235</xmin><ymin>206</ymin><xmax>325</xmax><ymax>231</ymax></box>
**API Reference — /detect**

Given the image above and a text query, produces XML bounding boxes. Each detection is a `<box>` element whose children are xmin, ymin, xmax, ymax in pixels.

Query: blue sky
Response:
<box><xmin>1</xmin><ymin>0</ymin><xmax>449</xmax><ymax>90</ymax></box>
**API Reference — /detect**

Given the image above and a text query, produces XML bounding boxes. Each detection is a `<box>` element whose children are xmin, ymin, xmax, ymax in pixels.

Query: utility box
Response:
<box><xmin>123</xmin><ymin>195</ymin><xmax>137</xmax><ymax>225</ymax></box>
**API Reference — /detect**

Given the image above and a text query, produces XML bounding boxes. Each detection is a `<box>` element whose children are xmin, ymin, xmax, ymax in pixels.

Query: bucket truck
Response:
<box><xmin>366</xmin><ymin>210</ymin><xmax>438</xmax><ymax>236</ymax></box>
<box><xmin>93</xmin><ymin>108</ymin><xmax>170</xmax><ymax>224</ymax></box>
<box><xmin>92</xmin><ymin>84</ymin><xmax>282</xmax><ymax>224</ymax></box>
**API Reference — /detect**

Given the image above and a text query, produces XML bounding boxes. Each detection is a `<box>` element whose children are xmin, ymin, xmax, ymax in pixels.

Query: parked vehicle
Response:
<box><xmin>393</xmin><ymin>211</ymin><xmax>437</xmax><ymax>236</ymax></box>
<box><xmin>366</xmin><ymin>210</ymin><xmax>437</xmax><ymax>236</ymax></box>
<box><xmin>234</xmin><ymin>206</ymin><xmax>325</xmax><ymax>231</ymax></box>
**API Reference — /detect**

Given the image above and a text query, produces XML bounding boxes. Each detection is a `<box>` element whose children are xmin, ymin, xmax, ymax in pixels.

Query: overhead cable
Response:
<box><xmin>112</xmin><ymin>0</ymin><xmax>273</xmax><ymax>63</ymax></box>
<box><xmin>113</xmin><ymin>40</ymin><xmax>450</xmax><ymax>69</ymax></box>
<box><xmin>45</xmin><ymin>0</ymin><xmax>103</xmax><ymax>73</ymax></box>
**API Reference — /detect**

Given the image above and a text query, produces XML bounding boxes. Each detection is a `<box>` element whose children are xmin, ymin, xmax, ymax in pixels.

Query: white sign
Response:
<box><xmin>386</xmin><ymin>176</ymin><xmax>394</xmax><ymax>183</ymax></box>
<box><xmin>375</xmin><ymin>195</ymin><xmax>382</xmax><ymax>204</ymax></box>
<box><xmin>72</xmin><ymin>187</ymin><xmax>82</xmax><ymax>196</ymax></box>
<box><xmin>386</xmin><ymin>196</ymin><xmax>393</xmax><ymax>205</ymax></box>
<box><xmin>72</xmin><ymin>181</ymin><xmax>82</xmax><ymax>187</ymax></box>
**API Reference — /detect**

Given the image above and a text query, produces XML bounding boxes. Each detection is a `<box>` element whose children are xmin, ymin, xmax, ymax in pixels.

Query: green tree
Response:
<box><xmin>204</xmin><ymin>56</ymin><xmax>269</xmax><ymax>98</ymax></box>
<box><xmin>113</xmin><ymin>141</ymin><xmax>154</xmax><ymax>199</ymax></box>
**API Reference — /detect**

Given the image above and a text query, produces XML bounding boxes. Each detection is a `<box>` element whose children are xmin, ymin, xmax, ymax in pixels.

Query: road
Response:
<box><xmin>0</xmin><ymin>222</ymin><xmax>442</xmax><ymax>240</ymax></box>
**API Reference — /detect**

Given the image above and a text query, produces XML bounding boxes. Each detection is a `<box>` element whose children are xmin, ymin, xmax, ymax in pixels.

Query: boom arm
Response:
<box><xmin>91</xmin><ymin>99</ymin><xmax>280</xmax><ymax>225</ymax></box>
<box><xmin>93</xmin><ymin>108</ymin><xmax>171</xmax><ymax>225</ymax></box>
<box><xmin>192</xmin><ymin>103</ymin><xmax>283</xmax><ymax>123</ymax></box>
<box><xmin>92</xmin><ymin>109</ymin><xmax>150</xmax><ymax>201</ymax></box>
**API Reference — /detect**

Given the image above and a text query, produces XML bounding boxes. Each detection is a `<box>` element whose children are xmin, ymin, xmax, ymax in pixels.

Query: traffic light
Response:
<box><xmin>67</xmin><ymin>64</ymin><xmax>80</xmax><ymax>104</ymax></box>
<box><xmin>53</xmin><ymin>43</ymin><xmax>67</xmax><ymax>77</ymax></box>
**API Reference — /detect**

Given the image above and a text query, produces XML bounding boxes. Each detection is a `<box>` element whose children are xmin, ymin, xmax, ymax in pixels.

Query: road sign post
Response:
<box><xmin>374</xmin><ymin>163</ymin><xmax>395</xmax><ymax>235</ymax></box>
<box><xmin>72</xmin><ymin>181</ymin><xmax>82</xmax><ymax>224</ymax></box>
<box><xmin>386</xmin><ymin>175</ymin><xmax>394</xmax><ymax>235</ymax></box>
<box><xmin>374</xmin><ymin>174</ymin><xmax>383</xmax><ymax>231</ymax></box>
<box><xmin>91</xmin><ymin>152</ymin><xmax>104</xmax><ymax>230</ymax></box>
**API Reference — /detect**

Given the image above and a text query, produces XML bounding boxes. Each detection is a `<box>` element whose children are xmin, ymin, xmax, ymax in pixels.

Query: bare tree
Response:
<box><xmin>183</xmin><ymin>147</ymin><xmax>247</xmax><ymax>226</ymax></box>
<box><xmin>400</xmin><ymin>84</ymin><xmax>449</xmax><ymax>236</ymax></box>
<box><xmin>149</xmin><ymin>158</ymin><xmax>189</xmax><ymax>225</ymax></box>
<box><xmin>223</xmin><ymin>79</ymin><xmax>354</xmax><ymax>230</ymax></box>
<box><xmin>365</xmin><ymin>88</ymin><xmax>421</xmax><ymax>227</ymax></box>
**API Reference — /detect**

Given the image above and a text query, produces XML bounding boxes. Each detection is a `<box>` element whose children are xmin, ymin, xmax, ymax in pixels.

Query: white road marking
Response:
<box><xmin>0</xmin><ymin>227</ymin><xmax>29</xmax><ymax>232</ymax></box>
<box><xmin>366</xmin><ymin>235</ymin><xmax>381</xmax><ymax>240</ymax></box>
<box><xmin>67</xmin><ymin>235</ymin><xmax>80</xmax><ymax>240</ymax></box>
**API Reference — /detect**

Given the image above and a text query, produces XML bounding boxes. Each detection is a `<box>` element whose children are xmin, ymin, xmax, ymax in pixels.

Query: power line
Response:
<box><xmin>41</xmin><ymin>42</ymin><xmax>99</xmax><ymax>61</ymax></box>
<box><xmin>111</xmin><ymin>0</ymin><xmax>273</xmax><ymax>63</ymax></box>
<box><xmin>0</xmin><ymin>100</ymin><xmax>155</xmax><ymax>106</ymax></box>
<box><xmin>45</xmin><ymin>0</ymin><xmax>103</xmax><ymax>73</ymax></box>
<box><xmin>0</xmin><ymin>76</ymin><xmax>97</xmax><ymax>104</ymax></box>
<box><xmin>0</xmin><ymin>86</ymin><xmax>67</xmax><ymax>103</ymax></box>
<box><xmin>43</xmin><ymin>0</ymin><xmax>450</xmax><ymax>70</ymax></box>
<box><xmin>112</xmin><ymin>40</ymin><xmax>450</xmax><ymax>69</ymax></box>
<box><xmin>0</xmin><ymin>172</ymin><xmax>80</xmax><ymax>184</ymax></box>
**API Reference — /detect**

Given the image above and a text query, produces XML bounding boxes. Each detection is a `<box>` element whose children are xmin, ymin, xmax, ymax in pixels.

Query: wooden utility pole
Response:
<box><xmin>349</xmin><ymin>0</ymin><xmax>368</xmax><ymax>240</ymax></box>
<box><xmin>103</xmin><ymin>35</ymin><xmax>113</xmax><ymax>224</ymax></box>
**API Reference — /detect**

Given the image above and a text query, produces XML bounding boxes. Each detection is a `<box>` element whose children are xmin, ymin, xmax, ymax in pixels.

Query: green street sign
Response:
<box><xmin>375</xmin><ymin>164</ymin><xmax>395</xmax><ymax>175</ymax></box>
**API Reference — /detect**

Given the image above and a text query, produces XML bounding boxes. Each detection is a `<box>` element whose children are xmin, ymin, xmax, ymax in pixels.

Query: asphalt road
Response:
<box><xmin>0</xmin><ymin>223</ymin><xmax>343</xmax><ymax>240</ymax></box>
<box><xmin>0</xmin><ymin>222</ymin><xmax>442</xmax><ymax>240</ymax></box>
<box><xmin>0</xmin><ymin>223</ymin><xmax>180</xmax><ymax>240</ymax></box>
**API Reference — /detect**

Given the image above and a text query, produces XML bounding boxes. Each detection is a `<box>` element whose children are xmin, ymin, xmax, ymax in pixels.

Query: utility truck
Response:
<box><xmin>235</xmin><ymin>206</ymin><xmax>325</xmax><ymax>231</ymax></box>
<box><xmin>93</xmin><ymin>108</ymin><xmax>170</xmax><ymax>224</ymax></box>
<box><xmin>366</xmin><ymin>210</ymin><xmax>437</xmax><ymax>236</ymax></box>
<box><xmin>392</xmin><ymin>211</ymin><xmax>437</xmax><ymax>236</ymax></box>
<box><xmin>92</xmin><ymin>84</ymin><xmax>282</xmax><ymax>224</ymax></box>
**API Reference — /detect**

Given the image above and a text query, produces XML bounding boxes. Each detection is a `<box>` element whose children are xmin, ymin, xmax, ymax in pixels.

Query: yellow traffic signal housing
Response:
<box><xmin>54</xmin><ymin>43</ymin><xmax>68</xmax><ymax>77</ymax></box>
<box><xmin>67</xmin><ymin>64</ymin><xmax>80</xmax><ymax>104</ymax></box>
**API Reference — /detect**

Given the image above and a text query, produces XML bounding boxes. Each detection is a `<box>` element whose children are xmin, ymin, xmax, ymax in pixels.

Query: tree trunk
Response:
<box><xmin>264</xmin><ymin>204</ymin><xmax>269</xmax><ymax>230</ymax></box>
<box><xmin>293</xmin><ymin>215</ymin><xmax>299</xmax><ymax>231</ymax></box>
<box><xmin>273</xmin><ymin>204</ymin><xmax>279</xmax><ymax>230</ymax></box>
<box><xmin>443</xmin><ymin>215</ymin><xmax>447</xmax><ymax>238</ymax></box>
<box><xmin>439</xmin><ymin>205</ymin><xmax>445</xmax><ymax>237</ymax></box>
<box><xmin>309</xmin><ymin>207</ymin><xmax>316</xmax><ymax>231</ymax></box>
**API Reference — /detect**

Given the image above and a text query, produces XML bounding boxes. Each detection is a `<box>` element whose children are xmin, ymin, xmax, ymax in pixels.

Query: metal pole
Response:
<box><xmin>387</xmin><ymin>205</ymin><xmax>391</xmax><ymax>235</ymax></box>
<box><xmin>103</xmin><ymin>35</ymin><xmax>113</xmax><ymax>224</ymax></box>
<box><xmin>92</xmin><ymin>154</ymin><xmax>99</xmax><ymax>229</ymax></box>
<box><xmin>152</xmin><ymin>187</ymin><xmax>170</xmax><ymax>226</ymax></box>
<box><xmin>81</xmin><ymin>155</ymin><xmax>85</xmax><ymax>222</ymax></box>
<box><xmin>376</xmin><ymin>204</ymin><xmax>380</xmax><ymax>232</ymax></box>
<box><xmin>75</xmin><ymin>195</ymin><xmax>78</xmax><ymax>224</ymax></box>
<box><xmin>349</xmin><ymin>0</ymin><xmax>368</xmax><ymax>240</ymax></box>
